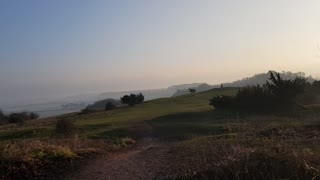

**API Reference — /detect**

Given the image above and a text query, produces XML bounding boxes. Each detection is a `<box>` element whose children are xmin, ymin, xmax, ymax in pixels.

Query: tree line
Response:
<box><xmin>210</xmin><ymin>71</ymin><xmax>320</xmax><ymax>111</ymax></box>
<box><xmin>0</xmin><ymin>110</ymin><xmax>39</xmax><ymax>124</ymax></box>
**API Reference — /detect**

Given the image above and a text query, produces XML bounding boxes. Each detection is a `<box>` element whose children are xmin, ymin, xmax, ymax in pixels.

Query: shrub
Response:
<box><xmin>80</xmin><ymin>108</ymin><xmax>95</xmax><ymax>114</ymax></box>
<box><xmin>0</xmin><ymin>111</ymin><xmax>40</xmax><ymax>124</ymax></box>
<box><xmin>8</xmin><ymin>112</ymin><xmax>29</xmax><ymax>124</ymax></box>
<box><xmin>105</xmin><ymin>102</ymin><xmax>116</xmax><ymax>111</ymax></box>
<box><xmin>0</xmin><ymin>109</ymin><xmax>7</xmax><ymax>124</ymax></box>
<box><xmin>55</xmin><ymin>119</ymin><xmax>77</xmax><ymax>137</ymax></box>
<box><xmin>28</xmin><ymin>112</ymin><xmax>39</xmax><ymax>120</ymax></box>
<box><xmin>209</xmin><ymin>95</ymin><xmax>235</xmax><ymax>109</ymax></box>
<box><xmin>210</xmin><ymin>71</ymin><xmax>308</xmax><ymax>111</ymax></box>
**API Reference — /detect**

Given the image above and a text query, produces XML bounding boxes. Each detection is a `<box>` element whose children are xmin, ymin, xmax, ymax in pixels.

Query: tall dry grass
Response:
<box><xmin>0</xmin><ymin>136</ymin><xmax>135</xmax><ymax>179</ymax></box>
<box><xmin>171</xmin><ymin>120</ymin><xmax>320</xmax><ymax>179</ymax></box>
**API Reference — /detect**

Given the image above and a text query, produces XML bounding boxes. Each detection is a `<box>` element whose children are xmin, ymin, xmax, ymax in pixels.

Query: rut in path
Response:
<box><xmin>64</xmin><ymin>137</ymin><xmax>175</xmax><ymax>180</ymax></box>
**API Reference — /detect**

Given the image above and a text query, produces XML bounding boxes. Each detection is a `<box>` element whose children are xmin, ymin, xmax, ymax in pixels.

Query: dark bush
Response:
<box><xmin>29</xmin><ymin>112</ymin><xmax>39</xmax><ymax>120</ymax></box>
<box><xmin>80</xmin><ymin>108</ymin><xmax>95</xmax><ymax>114</ymax></box>
<box><xmin>312</xmin><ymin>80</ymin><xmax>320</xmax><ymax>89</ymax></box>
<box><xmin>136</xmin><ymin>93</ymin><xmax>145</xmax><ymax>104</ymax></box>
<box><xmin>209</xmin><ymin>95</ymin><xmax>235</xmax><ymax>109</ymax></box>
<box><xmin>235</xmin><ymin>85</ymin><xmax>274</xmax><ymax>110</ymax></box>
<box><xmin>121</xmin><ymin>93</ymin><xmax>144</xmax><ymax>106</ymax></box>
<box><xmin>105</xmin><ymin>102</ymin><xmax>116</xmax><ymax>111</ymax></box>
<box><xmin>0</xmin><ymin>109</ymin><xmax>7</xmax><ymax>124</ymax></box>
<box><xmin>55</xmin><ymin>119</ymin><xmax>76</xmax><ymax>136</ymax></box>
<box><xmin>8</xmin><ymin>112</ymin><xmax>30</xmax><ymax>124</ymax></box>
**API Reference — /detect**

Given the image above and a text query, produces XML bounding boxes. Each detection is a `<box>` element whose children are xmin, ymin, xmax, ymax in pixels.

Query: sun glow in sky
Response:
<box><xmin>1</xmin><ymin>0</ymin><xmax>320</xmax><ymax>105</ymax></box>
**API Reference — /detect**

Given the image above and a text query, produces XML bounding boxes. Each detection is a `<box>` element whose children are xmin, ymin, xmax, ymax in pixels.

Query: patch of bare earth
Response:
<box><xmin>64</xmin><ymin>137</ymin><xmax>175</xmax><ymax>180</ymax></box>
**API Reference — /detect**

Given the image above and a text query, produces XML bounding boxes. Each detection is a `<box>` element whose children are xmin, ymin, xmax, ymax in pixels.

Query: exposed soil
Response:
<box><xmin>63</xmin><ymin>137</ymin><xmax>175</xmax><ymax>180</ymax></box>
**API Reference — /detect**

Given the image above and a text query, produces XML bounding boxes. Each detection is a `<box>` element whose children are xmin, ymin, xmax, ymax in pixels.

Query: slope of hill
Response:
<box><xmin>0</xmin><ymin>87</ymin><xmax>238</xmax><ymax>140</ymax></box>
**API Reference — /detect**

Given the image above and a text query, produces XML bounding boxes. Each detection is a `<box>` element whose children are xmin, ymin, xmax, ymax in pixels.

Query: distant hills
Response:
<box><xmin>172</xmin><ymin>71</ymin><xmax>316</xmax><ymax>97</ymax></box>
<box><xmin>3</xmin><ymin>71</ymin><xmax>316</xmax><ymax>118</ymax></box>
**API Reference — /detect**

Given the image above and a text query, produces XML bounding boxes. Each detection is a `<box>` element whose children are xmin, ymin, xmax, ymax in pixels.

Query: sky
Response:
<box><xmin>1</xmin><ymin>0</ymin><xmax>320</xmax><ymax>106</ymax></box>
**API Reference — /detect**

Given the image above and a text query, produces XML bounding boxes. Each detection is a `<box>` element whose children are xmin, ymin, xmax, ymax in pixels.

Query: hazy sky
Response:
<box><xmin>1</xmin><ymin>0</ymin><xmax>320</xmax><ymax>106</ymax></box>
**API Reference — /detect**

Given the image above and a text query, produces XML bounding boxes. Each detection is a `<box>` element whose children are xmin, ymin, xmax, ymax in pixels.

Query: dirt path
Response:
<box><xmin>64</xmin><ymin>137</ymin><xmax>175</xmax><ymax>180</ymax></box>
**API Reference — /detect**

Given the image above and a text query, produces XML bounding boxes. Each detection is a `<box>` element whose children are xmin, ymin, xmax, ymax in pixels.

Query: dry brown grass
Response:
<box><xmin>0</xmin><ymin>136</ymin><xmax>135</xmax><ymax>179</ymax></box>
<box><xmin>171</xmin><ymin>121</ymin><xmax>320</xmax><ymax>180</ymax></box>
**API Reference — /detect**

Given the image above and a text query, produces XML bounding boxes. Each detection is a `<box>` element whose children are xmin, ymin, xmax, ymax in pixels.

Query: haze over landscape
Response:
<box><xmin>1</xmin><ymin>0</ymin><xmax>320</xmax><ymax>107</ymax></box>
<box><xmin>3</xmin><ymin>1</ymin><xmax>320</xmax><ymax>179</ymax></box>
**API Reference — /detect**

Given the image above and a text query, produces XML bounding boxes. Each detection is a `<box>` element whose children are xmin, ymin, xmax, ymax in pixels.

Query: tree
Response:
<box><xmin>137</xmin><ymin>93</ymin><xmax>145</xmax><ymax>104</ymax></box>
<box><xmin>0</xmin><ymin>109</ymin><xmax>7</xmax><ymax>124</ymax></box>
<box><xmin>105</xmin><ymin>102</ymin><xmax>116</xmax><ymax>111</ymax></box>
<box><xmin>121</xmin><ymin>95</ymin><xmax>130</xmax><ymax>104</ymax></box>
<box><xmin>128</xmin><ymin>94</ymin><xmax>138</xmax><ymax>106</ymax></box>
<box><xmin>312</xmin><ymin>80</ymin><xmax>320</xmax><ymax>89</ymax></box>
<box><xmin>120</xmin><ymin>93</ymin><xmax>145</xmax><ymax>106</ymax></box>
<box><xmin>266</xmin><ymin>71</ymin><xmax>306</xmax><ymax>104</ymax></box>
<box><xmin>188</xmin><ymin>88</ymin><xmax>196</xmax><ymax>95</ymax></box>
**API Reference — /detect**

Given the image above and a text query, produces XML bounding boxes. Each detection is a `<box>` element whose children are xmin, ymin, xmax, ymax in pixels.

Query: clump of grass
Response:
<box><xmin>30</xmin><ymin>145</ymin><xmax>77</xmax><ymax>160</ymax></box>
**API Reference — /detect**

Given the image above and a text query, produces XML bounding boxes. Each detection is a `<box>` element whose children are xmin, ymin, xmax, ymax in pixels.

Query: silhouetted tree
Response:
<box><xmin>188</xmin><ymin>88</ymin><xmax>196</xmax><ymax>95</ymax></box>
<box><xmin>266</xmin><ymin>71</ymin><xmax>306</xmax><ymax>104</ymax></box>
<box><xmin>121</xmin><ymin>95</ymin><xmax>130</xmax><ymax>105</ymax></box>
<box><xmin>128</xmin><ymin>94</ymin><xmax>138</xmax><ymax>106</ymax></box>
<box><xmin>137</xmin><ymin>93</ymin><xmax>145</xmax><ymax>104</ymax></box>
<box><xmin>121</xmin><ymin>93</ymin><xmax>145</xmax><ymax>106</ymax></box>
<box><xmin>8</xmin><ymin>112</ymin><xmax>29</xmax><ymax>124</ymax></box>
<box><xmin>312</xmin><ymin>80</ymin><xmax>320</xmax><ymax>89</ymax></box>
<box><xmin>105</xmin><ymin>102</ymin><xmax>116</xmax><ymax>111</ymax></box>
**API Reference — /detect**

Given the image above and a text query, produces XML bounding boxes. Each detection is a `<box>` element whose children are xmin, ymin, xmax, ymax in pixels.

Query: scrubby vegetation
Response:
<box><xmin>210</xmin><ymin>71</ymin><xmax>318</xmax><ymax>111</ymax></box>
<box><xmin>171</xmin><ymin>120</ymin><xmax>320</xmax><ymax>179</ymax></box>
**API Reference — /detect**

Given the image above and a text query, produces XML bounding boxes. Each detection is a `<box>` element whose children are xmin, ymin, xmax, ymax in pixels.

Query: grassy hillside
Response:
<box><xmin>0</xmin><ymin>88</ymin><xmax>238</xmax><ymax>141</ymax></box>
<box><xmin>2</xmin><ymin>87</ymin><xmax>320</xmax><ymax>179</ymax></box>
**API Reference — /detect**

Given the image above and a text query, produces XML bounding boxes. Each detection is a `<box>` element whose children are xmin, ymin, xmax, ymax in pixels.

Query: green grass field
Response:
<box><xmin>0</xmin><ymin>88</ymin><xmax>238</xmax><ymax>141</ymax></box>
